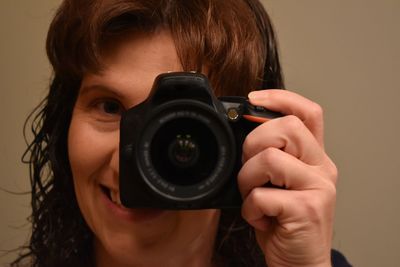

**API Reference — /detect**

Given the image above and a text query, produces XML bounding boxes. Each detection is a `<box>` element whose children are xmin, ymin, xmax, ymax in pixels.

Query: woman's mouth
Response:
<box><xmin>100</xmin><ymin>184</ymin><xmax>123</xmax><ymax>206</ymax></box>
<box><xmin>99</xmin><ymin>184</ymin><xmax>166</xmax><ymax>222</ymax></box>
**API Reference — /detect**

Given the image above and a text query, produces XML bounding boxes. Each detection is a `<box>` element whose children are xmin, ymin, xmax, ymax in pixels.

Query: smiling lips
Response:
<box><xmin>101</xmin><ymin>184</ymin><xmax>122</xmax><ymax>205</ymax></box>
<box><xmin>109</xmin><ymin>187</ymin><xmax>123</xmax><ymax>206</ymax></box>
<box><xmin>100</xmin><ymin>184</ymin><xmax>166</xmax><ymax>222</ymax></box>
<box><xmin>102</xmin><ymin>185</ymin><xmax>134</xmax><ymax>211</ymax></box>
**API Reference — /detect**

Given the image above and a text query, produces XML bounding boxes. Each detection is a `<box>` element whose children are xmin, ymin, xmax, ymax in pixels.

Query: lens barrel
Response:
<box><xmin>136</xmin><ymin>100</ymin><xmax>236</xmax><ymax>203</ymax></box>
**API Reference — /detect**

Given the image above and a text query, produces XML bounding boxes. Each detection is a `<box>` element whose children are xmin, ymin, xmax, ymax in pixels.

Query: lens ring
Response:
<box><xmin>136</xmin><ymin>100</ymin><xmax>236</xmax><ymax>203</ymax></box>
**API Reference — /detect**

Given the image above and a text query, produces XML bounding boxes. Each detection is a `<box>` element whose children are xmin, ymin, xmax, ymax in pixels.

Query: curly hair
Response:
<box><xmin>12</xmin><ymin>0</ymin><xmax>284</xmax><ymax>266</ymax></box>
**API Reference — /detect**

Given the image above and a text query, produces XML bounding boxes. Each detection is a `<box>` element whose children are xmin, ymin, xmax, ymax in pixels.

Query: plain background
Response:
<box><xmin>0</xmin><ymin>0</ymin><xmax>399</xmax><ymax>266</ymax></box>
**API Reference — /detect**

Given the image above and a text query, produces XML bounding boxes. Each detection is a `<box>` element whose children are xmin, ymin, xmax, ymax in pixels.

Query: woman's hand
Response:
<box><xmin>238</xmin><ymin>89</ymin><xmax>338</xmax><ymax>267</ymax></box>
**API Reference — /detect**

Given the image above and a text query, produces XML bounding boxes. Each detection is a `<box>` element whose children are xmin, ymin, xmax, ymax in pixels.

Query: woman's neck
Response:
<box><xmin>94</xmin><ymin>210</ymin><xmax>221</xmax><ymax>267</ymax></box>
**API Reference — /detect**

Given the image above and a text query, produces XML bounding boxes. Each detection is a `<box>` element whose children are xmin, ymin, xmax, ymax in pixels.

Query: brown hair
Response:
<box><xmin>14</xmin><ymin>0</ymin><xmax>283</xmax><ymax>266</ymax></box>
<box><xmin>47</xmin><ymin>0</ymin><xmax>283</xmax><ymax>95</ymax></box>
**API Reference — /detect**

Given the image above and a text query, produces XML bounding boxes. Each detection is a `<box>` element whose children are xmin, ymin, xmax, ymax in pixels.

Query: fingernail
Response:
<box><xmin>248</xmin><ymin>90</ymin><xmax>266</xmax><ymax>100</ymax></box>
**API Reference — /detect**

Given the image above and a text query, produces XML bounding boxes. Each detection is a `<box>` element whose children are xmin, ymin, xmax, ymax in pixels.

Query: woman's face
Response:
<box><xmin>68</xmin><ymin>30</ymin><xmax>220</xmax><ymax>266</ymax></box>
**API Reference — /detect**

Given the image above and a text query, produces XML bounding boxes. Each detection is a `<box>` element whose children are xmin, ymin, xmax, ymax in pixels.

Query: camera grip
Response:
<box><xmin>242</xmin><ymin>103</ymin><xmax>282</xmax><ymax>123</ymax></box>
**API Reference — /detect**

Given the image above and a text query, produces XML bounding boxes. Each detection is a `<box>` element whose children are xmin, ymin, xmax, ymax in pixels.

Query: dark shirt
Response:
<box><xmin>332</xmin><ymin>249</ymin><xmax>352</xmax><ymax>267</ymax></box>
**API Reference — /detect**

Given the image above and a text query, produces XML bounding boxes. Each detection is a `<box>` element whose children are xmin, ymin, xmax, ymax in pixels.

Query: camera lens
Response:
<box><xmin>168</xmin><ymin>134</ymin><xmax>199</xmax><ymax>168</ymax></box>
<box><xmin>137</xmin><ymin>100</ymin><xmax>236</xmax><ymax>202</ymax></box>
<box><xmin>151</xmin><ymin>117</ymin><xmax>218</xmax><ymax>186</ymax></box>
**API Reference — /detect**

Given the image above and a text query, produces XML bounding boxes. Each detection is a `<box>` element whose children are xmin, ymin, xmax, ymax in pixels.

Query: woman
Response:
<box><xmin>13</xmin><ymin>0</ymin><xmax>349</xmax><ymax>266</ymax></box>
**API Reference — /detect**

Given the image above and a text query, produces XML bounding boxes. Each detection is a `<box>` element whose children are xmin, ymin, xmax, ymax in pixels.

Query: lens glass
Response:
<box><xmin>168</xmin><ymin>134</ymin><xmax>199</xmax><ymax>168</ymax></box>
<box><xmin>150</xmin><ymin>118</ymin><xmax>218</xmax><ymax>186</ymax></box>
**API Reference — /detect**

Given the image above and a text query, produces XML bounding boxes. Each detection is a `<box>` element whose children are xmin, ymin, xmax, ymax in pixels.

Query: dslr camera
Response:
<box><xmin>120</xmin><ymin>72</ymin><xmax>281</xmax><ymax>209</ymax></box>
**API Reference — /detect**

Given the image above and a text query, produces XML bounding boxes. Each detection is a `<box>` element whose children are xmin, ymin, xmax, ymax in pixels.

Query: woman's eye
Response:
<box><xmin>102</xmin><ymin>101</ymin><xmax>122</xmax><ymax>114</ymax></box>
<box><xmin>94</xmin><ymin>99</ymin><xmax>124</xmax><ymax>116</ymax></box>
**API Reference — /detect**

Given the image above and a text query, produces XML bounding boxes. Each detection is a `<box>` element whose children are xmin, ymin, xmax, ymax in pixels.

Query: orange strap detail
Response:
<box><xmin>243</xmin><ymin>115</ymin><xmax>271</xmax><ymax>124</ymax></box>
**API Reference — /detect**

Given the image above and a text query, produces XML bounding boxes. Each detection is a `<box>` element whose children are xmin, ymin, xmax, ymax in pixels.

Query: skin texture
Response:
<box><xmin>68</xmin><ymin>30</ymin><xmax>337</xmax><ymax>267</ymax></box>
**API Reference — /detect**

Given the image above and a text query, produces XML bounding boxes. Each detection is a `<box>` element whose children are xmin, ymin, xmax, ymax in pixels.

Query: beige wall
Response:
<box><xmin>1</xmin><ymin>0</ymin><xmax>399</xmax><ymax>266</ymax></box>
<box><xmin>0</xmin><ymin>0</ymin><xmax>59</xmax><ymax>265</ymax></box>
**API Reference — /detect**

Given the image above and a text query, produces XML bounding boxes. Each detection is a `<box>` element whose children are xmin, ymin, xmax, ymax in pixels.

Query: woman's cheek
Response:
<box><xmin>68</xmin><ymin>112</ymin><xmax>120</xmax><ymax>217</ymax></box>
<box><xmin>68</xmin><ymin>114</ymin><xmax>119</xmax><ymax>179</ymax></box>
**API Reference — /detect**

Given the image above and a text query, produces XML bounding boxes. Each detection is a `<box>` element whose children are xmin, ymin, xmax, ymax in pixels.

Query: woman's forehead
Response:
<box><xmin>97</xmin><ymin>30</ymin><xmax>182</xmax><ymax>83</ymax></box>
<box><xmin>80</xmin><ymin>30</ymin><xmax>183</xmax><ymax>107</ymax></box>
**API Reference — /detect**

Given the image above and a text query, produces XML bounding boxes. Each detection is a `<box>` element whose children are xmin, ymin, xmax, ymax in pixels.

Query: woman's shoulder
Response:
<box><xmin>331</xmin><ymin>249</ymin><xmax>353</xmax><ymax>267</ymax></box>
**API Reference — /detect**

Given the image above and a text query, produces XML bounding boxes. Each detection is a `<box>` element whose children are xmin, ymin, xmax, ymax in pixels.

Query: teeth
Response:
<box><xmin>110</xmin><ymin>190</ymin><xmax>122</xmax><ymax>206</ymax></box>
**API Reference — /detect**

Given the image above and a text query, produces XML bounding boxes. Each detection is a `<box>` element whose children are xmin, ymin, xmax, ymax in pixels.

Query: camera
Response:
<box><xmin>119</xmin><ymin>72</ymin><xmax>281</xmax><ymax>209</ymax></box>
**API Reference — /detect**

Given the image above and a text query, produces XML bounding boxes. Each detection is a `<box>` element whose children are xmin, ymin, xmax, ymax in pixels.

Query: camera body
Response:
<box><xmin>120</xmin><ymin>72</ymin><xmax>281</xmax><ymax>209</ymax></box>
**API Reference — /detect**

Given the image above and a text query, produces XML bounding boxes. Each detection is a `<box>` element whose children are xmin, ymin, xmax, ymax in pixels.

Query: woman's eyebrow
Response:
<box><xmin>79</xmin><ymin>84</ymin><xmax>125</xmax><ymax>99</ymax></box>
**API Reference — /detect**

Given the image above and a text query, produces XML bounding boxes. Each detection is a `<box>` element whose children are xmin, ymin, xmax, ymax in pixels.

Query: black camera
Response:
<box><xmin>120</xmin><ymin>72</ymin><xmax>281</xmax><ymax>209</ymax></box>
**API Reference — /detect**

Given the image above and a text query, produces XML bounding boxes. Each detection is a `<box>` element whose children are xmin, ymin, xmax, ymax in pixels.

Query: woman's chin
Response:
<box><xmin>94</xmin><ymin>223</ymin><xmax>178</xmax><ymax>267</ymax></box>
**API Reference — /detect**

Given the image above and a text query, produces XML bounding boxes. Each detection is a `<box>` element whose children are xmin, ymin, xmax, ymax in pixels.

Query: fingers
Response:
<box><xmin>242</xmin><ymin>114</ymin><xmax>325</xmax><ymax>165</ymax></box>
<box><xmin>241</xmin><ymin>185</ymin><xmax>336</xmax><ymax>232</ymax></box>
<box><xmin>248</xmin><ymin>90</ymin><xmax>325</xmax><ymax>147</ymax></box>
<box><xmin>241</xmin><ymin>187</ymin><xmax>298</xmax><ymax>230</ymax></box>
<box><xmin>238</xmin><ymin>145</ymin><xmax>337</xmax><ymax>231</ymax></box>
<box><xmin>239</xmin><ymin>90</ymin><xmax>336</xmax><ymax>265</ymax></box>
<box><xmin>238</xmin><ymin>147</ymin><xmax>327</xmax><ymax>198</ymax></box>
<box><xmin>241</xmin><ymin>187</ymin><xmax>287</xmax><ymax>231</ymax></box>
<box><xmin>238</xmin><ymin>146</ymin><xmax>337</xmax><ymax>231</ymax></box>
